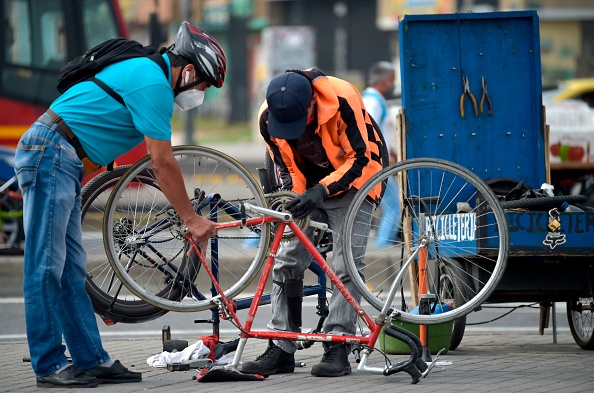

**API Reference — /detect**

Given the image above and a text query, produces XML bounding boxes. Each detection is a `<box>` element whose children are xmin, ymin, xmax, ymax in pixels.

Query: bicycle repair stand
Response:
<box><xmin>189</xmin><ymin>165</ymin><xmax>332</xmax><ymax>352</ymax></box>
<box><xmin>417</xmin><ymin>295</ymin><xmax>453</xmax><ymax>367</ymax></box>
<box><xmin>419</xmin><ymin>294</ymin><xmax>435</xmax><ymax>362</ymax></box>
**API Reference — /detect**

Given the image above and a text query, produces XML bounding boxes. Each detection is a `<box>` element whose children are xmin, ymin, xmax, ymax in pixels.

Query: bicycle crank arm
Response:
<box><xmin>244</xmin><ymin>202</ymin><xmax>292</xmax><ymax>221</ymax></box>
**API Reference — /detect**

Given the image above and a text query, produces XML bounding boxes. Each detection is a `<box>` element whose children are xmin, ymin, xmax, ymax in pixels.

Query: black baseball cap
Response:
<box><xmin>266</xmin><ymin>72</ymin><xmax>313</xmax><ymax>139</ymax></box>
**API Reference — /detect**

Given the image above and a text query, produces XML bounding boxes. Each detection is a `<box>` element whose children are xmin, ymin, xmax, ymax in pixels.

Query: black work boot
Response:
<box><xmin>310</xmin><ymin>343</ymin><xmax>352</xmax><ymax>377</ymax></box>
<box><xmin>81</xmin><ymin>360</ymin><xmax>141</xmax><ymax>384</ymax></box>
<box><xmin>241</xmin><ymin>341</ymin><xmax>295</xmax><ymax>376</ymax></box>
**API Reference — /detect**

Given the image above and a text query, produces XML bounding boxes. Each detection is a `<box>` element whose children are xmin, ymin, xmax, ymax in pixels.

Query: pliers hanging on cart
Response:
<box><xmin>459</xmin><ymin>76</ymin><xmax>478</xmax><ymax>118</ymax></box>
<box><xmin>480</xmin><ymin>76</ymin><xmax>493</xmax><ymax>116</ymax></box>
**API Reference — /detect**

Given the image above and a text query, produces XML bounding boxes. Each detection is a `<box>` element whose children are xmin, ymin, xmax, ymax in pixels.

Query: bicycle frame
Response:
<box><xmin>115</xmin><ymin>192</ymin><xmax>328</xmax><ymax>333</ymax></box>
<box><xmin>188</xmin><ymin>203</ymin><xmax>441</xmax><ymax>382</ymax></box>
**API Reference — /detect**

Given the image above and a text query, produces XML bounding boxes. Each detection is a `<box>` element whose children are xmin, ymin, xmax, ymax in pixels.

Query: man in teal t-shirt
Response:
<box><xmin>13</xmin><ymin>22</ymin><xmax>226</xmax><ymax>388</ymax></box>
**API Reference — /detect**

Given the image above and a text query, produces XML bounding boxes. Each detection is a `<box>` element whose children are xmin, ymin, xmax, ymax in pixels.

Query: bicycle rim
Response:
<box><xmin>103</xmin><ymin>146</ymin><xmax>270</xmax><ymax>312</ymax></box>
<box><xmin>342</xmin><ymin>158</ymin><xmax>509</xmax><ymax>324</ymax></box>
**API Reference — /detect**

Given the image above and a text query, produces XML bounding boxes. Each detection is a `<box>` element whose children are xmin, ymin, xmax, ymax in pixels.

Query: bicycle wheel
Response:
<box><xmin>82</xmin><ymin>165</ymin><xmax>169</xmax><ymax>323</ymax></box>
<box><xmin>342</xmin><ymin>158</ymin><xmax>509</xmax><ymax>325</ymax></box>
<box><xmin>103</xmin><ymin>146</ymin><xmax>270</xmax><ymax>312</ymax></box>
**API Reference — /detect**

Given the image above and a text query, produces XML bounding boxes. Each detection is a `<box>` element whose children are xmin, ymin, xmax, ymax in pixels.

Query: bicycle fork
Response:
<box><xmin>357</xmin><ymin>235</ymin><xmax>442</xmax><ymax>382</ymax></box>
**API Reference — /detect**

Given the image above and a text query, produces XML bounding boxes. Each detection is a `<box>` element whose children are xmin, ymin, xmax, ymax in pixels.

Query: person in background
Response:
<box><xmin>361</xmin><ymin>61</ymin><xmax>401</xmax><ymax>246</ymax></box>
<box><xmin>13</xmin><ymin>21</ymin><xmax>225</xmax><ymax>388</ymax></box>
<box><xmin>241</xmin><ymin>68</ymin><xmax>384</xmax><ymax>378</ymax></box>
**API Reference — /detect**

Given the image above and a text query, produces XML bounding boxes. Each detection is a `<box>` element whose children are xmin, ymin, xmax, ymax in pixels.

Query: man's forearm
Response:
<box><xmin>151</xmin><ymin>155</ymin><xmax>196</xmax><ymax>223</ymax></box>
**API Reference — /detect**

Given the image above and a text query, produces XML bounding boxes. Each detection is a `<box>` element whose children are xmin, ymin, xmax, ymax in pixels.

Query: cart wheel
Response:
<box><xmin>567</xmin><ymin>297</ymin><xmax>594</xmax><ymax>350</ymax></box>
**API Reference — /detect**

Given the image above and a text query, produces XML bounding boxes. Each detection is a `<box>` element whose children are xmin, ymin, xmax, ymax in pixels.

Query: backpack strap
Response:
<box><xmin>148</xmin><ymin>52</ymin><xmax>169</xmax><ymax>79</ymax></box>
<box><xmin>91</xmin><ymin>53</ymin><xmax>169</xmax><ymax>107</ymax></box>
<box><xmin>91</xmin><ymin>77</ymin><xmax>125</xmax><ymax>106</ymax></box>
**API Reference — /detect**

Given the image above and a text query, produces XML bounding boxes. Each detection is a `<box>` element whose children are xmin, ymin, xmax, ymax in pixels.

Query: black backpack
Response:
<box><xmin>57</xmin><ymin>38</ymin><xmax>168</xmax><ymax>106</ymax></box>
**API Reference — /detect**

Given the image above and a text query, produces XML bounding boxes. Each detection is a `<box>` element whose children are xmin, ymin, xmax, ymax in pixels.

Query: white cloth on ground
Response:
<box><xmin>147</xmin><ymin>340</ymin><xmax>211</xmax><ymax>368</ymax></box>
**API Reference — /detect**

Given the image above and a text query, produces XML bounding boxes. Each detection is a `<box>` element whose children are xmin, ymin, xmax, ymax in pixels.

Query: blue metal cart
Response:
<box><xmin>398</xmin><ymin>10</ymin><xmax>593</xmax><ymax>349</ymax></box>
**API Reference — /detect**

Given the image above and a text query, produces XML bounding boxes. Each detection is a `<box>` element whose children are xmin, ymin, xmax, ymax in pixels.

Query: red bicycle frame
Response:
<box><xmin>187</xmin><ymin>203</ymin><xmax>442</xmax><ymax>383</ymax></box>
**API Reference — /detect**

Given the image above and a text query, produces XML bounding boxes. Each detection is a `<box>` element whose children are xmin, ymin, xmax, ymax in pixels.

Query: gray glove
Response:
<box><xmin>286</xmin><ymin>184</ymin><xmax>328</xmax><ymax>219</ymax></box>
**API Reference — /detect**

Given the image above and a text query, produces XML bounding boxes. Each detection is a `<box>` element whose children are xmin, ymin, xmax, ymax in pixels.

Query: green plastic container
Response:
<box><xmin>379</xmin><ymin>320</ymin><xmax>454</xmax><ymax>355</ymax></box>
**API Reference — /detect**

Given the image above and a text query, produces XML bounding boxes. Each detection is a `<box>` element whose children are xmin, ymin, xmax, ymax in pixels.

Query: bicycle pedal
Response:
<box><xmin>194</xmin><ymin>319</ymin><xmax>213</xmax><ymax>324</ymax></box>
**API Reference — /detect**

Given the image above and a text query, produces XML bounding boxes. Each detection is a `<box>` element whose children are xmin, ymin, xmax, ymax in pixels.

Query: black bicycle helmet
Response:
<box><xmin>170</xmin><ymin>21</ymin><xmax>226</xmax><ymax>88</ymax></box>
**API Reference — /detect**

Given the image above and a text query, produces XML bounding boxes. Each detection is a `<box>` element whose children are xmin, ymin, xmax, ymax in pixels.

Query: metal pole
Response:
<box><xmin>552</xmin><ymin>302</ymin><xmax>558</xmax><ymax>344</ymax></box>
<box><xmin>182</xmin><ymin>0</ymin><xmax>196</xmax><ymax>145</ymax></box>
<box><xmin>333</xmin><ymin>2</ymin><xmax>348</xmax><ymax>77</ymax></box>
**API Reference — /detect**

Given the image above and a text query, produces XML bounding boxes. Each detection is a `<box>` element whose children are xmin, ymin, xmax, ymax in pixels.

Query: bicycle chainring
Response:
<box><xmin>266</xmin><ymin>190</ymin><xmax>310</xmax><ymax>240</ymax></box>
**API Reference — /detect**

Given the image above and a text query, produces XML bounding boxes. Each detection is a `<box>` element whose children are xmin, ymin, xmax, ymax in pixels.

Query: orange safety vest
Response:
<box><xmin>259</xmin><ymin>68</ymin><xmax>384</xmax><ymax>202</ymax></box>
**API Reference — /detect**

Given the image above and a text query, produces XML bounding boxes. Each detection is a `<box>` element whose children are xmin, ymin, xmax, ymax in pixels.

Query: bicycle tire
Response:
<box><xmin>439</xmin><ymin>257</ymin><xmax>469</xmax><ymax>350</ymax></box>
<box><xmin>263</xmin><ymin>150</ymin><xmax>280</xmax><ymax>193</ymax></box>
<box><xmin>82</xmin><ymin>165</ymin><xmax>169</xmax><ymax>323</ymax></box>
<box><xmin>500</xmin><ymin>195</ymin><xmax>587</xmax><ymax>210</ymax></box>
<box><xmin>342</xmin><ymin>158</ymin><xmax>509</xmax><ymax>325</ymax></box>
<box><xmin>103</xmin><ymin>146</ymin><xmax>270</xmax><ymax>312</ymax></box>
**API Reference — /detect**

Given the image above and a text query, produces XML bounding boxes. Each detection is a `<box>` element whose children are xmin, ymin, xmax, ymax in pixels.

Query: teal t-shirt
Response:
<box><xmin>51</xmin><ymin>54</ymin><xmax>173</xmax><ymax>165</ymax></box>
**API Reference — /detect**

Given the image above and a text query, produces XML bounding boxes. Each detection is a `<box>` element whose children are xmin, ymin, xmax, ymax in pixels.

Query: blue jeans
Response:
<box><xmin>267</xmin><ymin>189</ymin><xmax>374</xmax><ymax>353</ymax></box>
<box><xmin>375</xmin><ymin>176</ymin><xmax>401</xmax><ymax>246</ymax></box>
<box><xmin>14</xmin><ymin>121</ymin><xmax>110</xmax><ymax>377</ymax></box>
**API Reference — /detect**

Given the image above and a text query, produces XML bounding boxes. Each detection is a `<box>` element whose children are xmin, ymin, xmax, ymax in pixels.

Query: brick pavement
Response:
<box><xmin>1</xmin><ymin>331</ymin><xmax>592</xmax><ymax>393</ymax></box>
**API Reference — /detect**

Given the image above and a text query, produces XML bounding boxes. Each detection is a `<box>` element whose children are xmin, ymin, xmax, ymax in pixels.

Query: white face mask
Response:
<box><xmin>175</xmin><ymin>89</ymin><xmax>205</xmax><ymax>111</ymax></box>
<box><xmin>175</xmin><ymin>70</ymin><xmax>205</xmax><ymax>111</ymax></box>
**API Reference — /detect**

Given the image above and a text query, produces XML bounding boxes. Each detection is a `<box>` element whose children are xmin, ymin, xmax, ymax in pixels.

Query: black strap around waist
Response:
<box><xmin>37</xmin><ymin>109</ymin><xmax>87</xmax><ymax>161</ymax></box>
